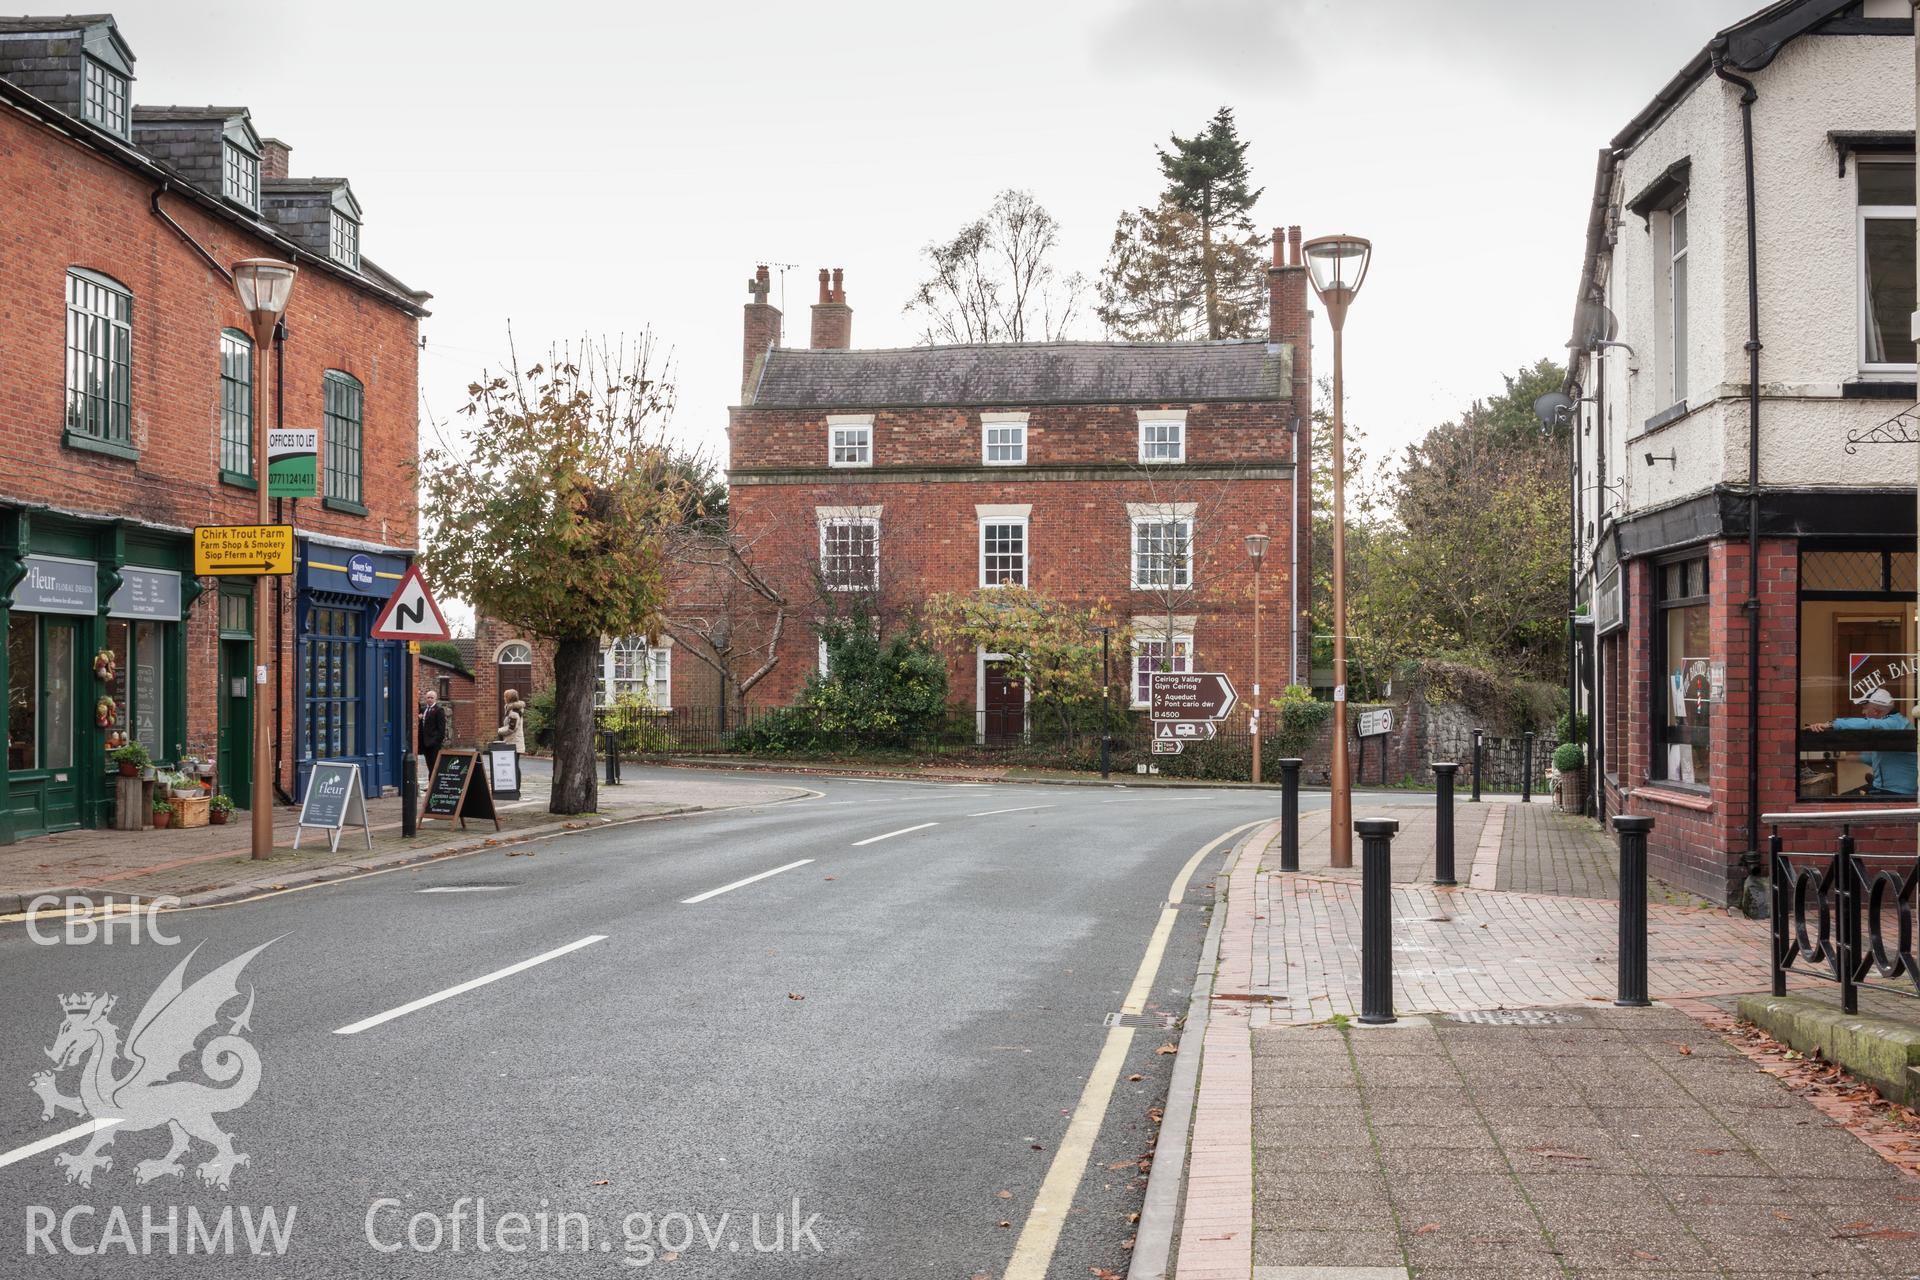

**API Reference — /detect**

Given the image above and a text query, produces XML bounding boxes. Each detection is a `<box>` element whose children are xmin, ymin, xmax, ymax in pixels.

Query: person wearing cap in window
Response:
<box><xmin>1805</xmin><ymin>687</ymin><xmax>1916</xmax><ymax>796</ymax></box>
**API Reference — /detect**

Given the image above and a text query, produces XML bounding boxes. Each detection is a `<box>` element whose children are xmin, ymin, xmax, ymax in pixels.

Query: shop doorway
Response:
<box><xmin>39</xmin><ymin>618</ymin><xmax>80</xmax><ymax>831</ymax></box>
<box><xmin>218</xmin><ymin>637</ymin><xmax>251</xmax><ymax>805</ymax></box>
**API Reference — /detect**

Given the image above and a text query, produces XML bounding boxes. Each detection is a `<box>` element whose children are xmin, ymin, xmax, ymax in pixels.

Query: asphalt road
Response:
<box><xmin>0</xmin><ymin>767</ymin><xmax>1409</xmax><ymax>1278</ymax></box>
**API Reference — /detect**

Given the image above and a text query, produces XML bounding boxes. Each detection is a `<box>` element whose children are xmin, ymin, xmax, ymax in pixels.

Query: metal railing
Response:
<box><xmin>1765</xmin><ymin>808</ymin><xmax>1920</xmax><ymax>1013</ymax></box>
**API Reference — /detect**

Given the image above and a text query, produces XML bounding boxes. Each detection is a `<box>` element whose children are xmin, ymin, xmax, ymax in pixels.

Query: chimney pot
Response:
<box><xmin>1288</xmin><ymin>225</ymin><xmax>1303</xmax><ymax>267</ymax></box>
<box><xmin>810</xmin><ymin>266</ymin><xmax>852</xmax><ymax>350</ymax></box>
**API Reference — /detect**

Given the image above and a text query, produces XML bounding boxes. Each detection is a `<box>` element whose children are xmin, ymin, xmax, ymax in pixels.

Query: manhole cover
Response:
<box><xmin>1444</xmin><ymin>1009</ymin><xmax>1585</xmax><ymax>1026</ymax></box>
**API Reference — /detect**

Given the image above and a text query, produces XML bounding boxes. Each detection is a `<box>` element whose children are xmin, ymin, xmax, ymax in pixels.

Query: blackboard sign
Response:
<box><xmin>420</xmin><ymin>749</ymin><xmax>499</xmax><ymax>831</ymax></box>
<box><xmin>486</xmin><ymin>743</ymin><xmax>521</xmax><ymax>801</ymax></box>
<box><xmin>294</xmin><ymin>761</ymin><xmax>371</xmax><ymax>853</ymax></box>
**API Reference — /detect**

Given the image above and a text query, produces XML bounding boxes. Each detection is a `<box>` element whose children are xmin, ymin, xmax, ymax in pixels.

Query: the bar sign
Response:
<box><xmin>267</xmin><ymin>428</ymin><xmax>318</xmax><ymax>497</ymax></box>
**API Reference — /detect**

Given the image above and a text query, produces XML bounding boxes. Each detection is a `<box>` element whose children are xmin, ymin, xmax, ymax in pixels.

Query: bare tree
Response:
<box><xmin>661</xmin><ymin>521</ymin><xmax>789</xmax><ymax>728</ymax></box>
<box><xmin>906</xmin><ymin>190</ymin><xmax>1087</xmax><ymax>344</ymax></box>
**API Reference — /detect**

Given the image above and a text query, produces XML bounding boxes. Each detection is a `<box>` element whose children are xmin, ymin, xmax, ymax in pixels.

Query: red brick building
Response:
<box><xmin>0</xmin><ymin>14</ymin><xmax>428</xmax><ymax>841</ymax></box>
<box><xmin>726</xmin><ymin>234</ymin><xmax>1313</xmax><ymax>734</ymax></box>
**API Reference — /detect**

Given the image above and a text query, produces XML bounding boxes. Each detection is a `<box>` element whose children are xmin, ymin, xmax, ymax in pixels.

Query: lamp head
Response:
<box><xmin>1301</xmin><ymin>234</ymin><xmax>1371</xmax><ymax>327</ymax></box>
<box><xmin>231</xmin><ymin>258</ymin><xmax>298</xmax><ymax>342</ymax></box>
<box><xmin>1244</xmin><ymin>533</ymin><xmax>1271</xmax><ymax>565</ymax></box>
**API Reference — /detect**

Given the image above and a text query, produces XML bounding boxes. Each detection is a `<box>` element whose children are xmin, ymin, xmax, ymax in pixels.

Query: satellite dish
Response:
<box><xmin>1568</xmin><ymin>298</ymin><xmax>1620</xmax><ymax>350</ymax></box>
<box><xmin>1534</xmin><ymin>392</ymin><xmax>1575</xmax><ymax>427</ymax></box>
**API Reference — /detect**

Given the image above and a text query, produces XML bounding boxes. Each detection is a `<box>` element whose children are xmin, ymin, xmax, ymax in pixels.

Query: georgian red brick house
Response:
<box><xmin>0</xmin><ymin>13</ymin><xmax>429</xmax><ymax>840</ymax></box>
<box><xmin>726</xmin><ymin>233</ymin><xmax>1314</xmax><ymax>735</ymax></box>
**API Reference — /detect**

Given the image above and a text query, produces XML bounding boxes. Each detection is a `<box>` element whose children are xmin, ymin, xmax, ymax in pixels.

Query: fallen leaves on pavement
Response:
<box><xmin>1154</xmin><ymin>1043</ymin><xmax>1177</xmax><ymax>1055</ymax></box>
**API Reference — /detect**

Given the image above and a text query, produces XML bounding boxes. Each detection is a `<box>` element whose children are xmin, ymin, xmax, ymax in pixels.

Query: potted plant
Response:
<box><xmin>151</xmin><ymin>797</ymin><xmax>175</xmax><ymax>829</ymax></box>
<box><xmin>1553</xmin><ymin>741</ymin><xmax>1587</xmax><ymax>813</ymax></box>
<box><xmin>209</xmin><ymin>794</ymin><xmax>234</xmax><ymax>826</ymax></box>
<box><xmin>110</xmin><ymin>741</ymin><xmax>151</xmax><ymax>778</ymax></box>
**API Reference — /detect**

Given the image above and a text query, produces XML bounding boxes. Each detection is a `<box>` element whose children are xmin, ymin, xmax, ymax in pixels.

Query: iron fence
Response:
<box><xmin>1766</xmin><ymin>808</ymin><xmax>1920</xmax><ymax>1012</ymax></box>
<box><xmin>591</xmin><ymin>703</ymin><xmax>1559</xmax><ymax>790</ymax></box>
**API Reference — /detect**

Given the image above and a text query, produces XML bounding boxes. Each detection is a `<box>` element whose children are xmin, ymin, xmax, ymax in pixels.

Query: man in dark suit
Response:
<box><xmin>418</xmin><ymin>688</ymin><xmax>448</xmax><ymax>774</ymax></box>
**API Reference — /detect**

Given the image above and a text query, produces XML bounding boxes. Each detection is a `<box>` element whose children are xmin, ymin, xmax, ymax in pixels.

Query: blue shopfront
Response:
<box><xmin>296</xmin><ymin>538</ymin><xmax>411</xmax><ymax>801</ymax></box>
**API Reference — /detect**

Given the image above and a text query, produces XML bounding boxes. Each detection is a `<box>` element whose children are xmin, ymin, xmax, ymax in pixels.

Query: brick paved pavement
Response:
<box><xmin>1249</xmin><ymin>1009</ymin><xmax>1920</xmax><ymax>1278</ymax></box>
<box><xmin>1173</xmin><ymin>800</ymin><xmax>1920</xmax><ymax>1279</ymax></box>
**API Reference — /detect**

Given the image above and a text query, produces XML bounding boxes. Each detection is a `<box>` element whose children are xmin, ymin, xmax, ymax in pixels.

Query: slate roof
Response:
<box><xmin>748</xmin><ymin>339</ymin><xmax>1291</xmax><ymax>409</ymax></box>
<box><xmin>0</xmin><ymin>15</ymin><xmax>115</xmax><ymax>32</ymax></box>
<box><xmin>132</xmin><ymin>105</ymin><xmax>247</xmax><ymax>121</ymax></box>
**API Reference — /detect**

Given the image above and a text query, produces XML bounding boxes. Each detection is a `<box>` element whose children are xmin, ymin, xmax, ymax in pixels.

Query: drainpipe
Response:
<box><xmin>273</xmin><ymin>320</ymin><xmax>293</xmax><ymax>805</ymax></box>
<box><xmin>1713</xmin><ymin>47</ymin><xmax>1765</xmax><ymax>903</ymax></box>
<box><xmin>1593</xmin><ymin>347</ymin><xmax>1607</xmax><ymax>827</ymax></box>
<box><xmin>1567</xmin><ymin>380</ymin><xmax>1580</xmax><ymax>811</ymax></box>
<box><xmin>1289</xmin><ymin>411</ymin><xmax>1301</xmax><ymax>687</ymax></box>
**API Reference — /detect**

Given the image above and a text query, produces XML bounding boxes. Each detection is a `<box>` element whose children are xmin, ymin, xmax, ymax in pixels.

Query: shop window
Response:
<box><xmin>7</xmin><ymin>615</ymin><xmax>35</xmax><ymax>771</ymax></box>
<box><xmin>220</xmin><ymin>329</ymin><xmax>253</xmax><ymax>478</ymax></box>
<box><xmin>304</xmin><ymin>607</ymin><xmax>361</xmax><ymax>759</ymax></box>
<box><xmin>323</xmin><ymin>371</ymin><xmax>364</xmax><ymax>508</ymax></box>
<box><xmin>103</xmin><ymin>619</ymin><xmax>171</xmax><ymax>759</ymax></box>
<box><xmin>1652</xmin><ymin>556</ymin><xmax>1710</xmax><ymax>787</ymax></box>
<box><xmin>1859</xmin><ymin>158</ymin><xmax>1916</xmax><ymax>371</ymax></box>
<box><xmin>1797</xmin><ymin>547</ymin><xmax>1917</xmax><ymax>800</ymax></box>
<box><xmin>65</xmin><ymin>269</ymin><xmax>133</xmax><ymax>450</ymax></box>
<box><xmin>43</xmin><ymin>623</ymin><xmax>74</xmax><ymax>770</ymax></box>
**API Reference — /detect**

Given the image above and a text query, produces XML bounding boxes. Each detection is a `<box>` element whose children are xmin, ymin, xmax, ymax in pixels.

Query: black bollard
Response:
<box><xmin>1278</xmin><ymin>759</ymin><xmax>1303</xmax><ymax>873</ymax></box>
<box><xmin>1431</xmin><ymin>762</ymin><xmax>1459</xmax><ymax>886</ymax></box>
<box><xmin>401</xmin><ymin>754</ymin><xmax>418</xmax><ymax>838</ymax></box>
<box><xmin>1470</xmin><ymin>729</ymin><xmax>1484</xmax><ymax>802</ymax></box>
<box><xmin>1356</xmin><ymin>818</ymin><xmax>1399</xmax><ymax>1025</ymax></box>
<box><xmin>1521</xmin><ymin>732</ymin><xmax>1535</xmax><ymax>803</ymax></box>
<box><xmin>603</xmin><ymin>728</ymin><xmax>622</xmax><ymax>786</ymax></box>
<box><xmin>1611</xmin><ymin>815</ymin><xmax>1654</xmax><ymax>1007</ymax></box>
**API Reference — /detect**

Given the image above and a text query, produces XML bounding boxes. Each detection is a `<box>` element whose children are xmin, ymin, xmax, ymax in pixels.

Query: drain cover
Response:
<box><xmin>1444</xmin><ymin>1009</ymin><xmax>1585</xmax><ymax>1026</ymax></box>
<box><xmin>1104</xmin><ymin>1011</ymin><xmax>1179</xmax><ymax>1030</ymax></box>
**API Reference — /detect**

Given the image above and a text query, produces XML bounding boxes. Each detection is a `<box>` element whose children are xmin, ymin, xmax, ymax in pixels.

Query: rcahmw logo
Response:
<box><xmin>21</xmin><ymin>941</ymin><xmax>297</xmax><ymax>1258</ymax></box>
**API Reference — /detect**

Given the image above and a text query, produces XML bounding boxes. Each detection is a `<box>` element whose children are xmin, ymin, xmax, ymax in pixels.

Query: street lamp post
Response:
<box><xmin>232</xmin><ymin>259</ymin><xmax>298</xmax><ymax>860</ymax></box>
<box><xmin>1091</xmin><ymin>624</ymin><xmax>1112</xmax><ymax>779</ymax></box>
<box><xmin>1245</xmin><ymin>533</ymin><xmax>1269</xmax><ymax>784</ymax></box>
<box><xmin>1302</xmin><ymin>234</ymin><xmax>1371</xmax><ymax>869</ymax></box>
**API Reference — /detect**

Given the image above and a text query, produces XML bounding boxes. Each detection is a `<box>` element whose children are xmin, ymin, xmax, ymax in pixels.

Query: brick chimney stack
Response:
<box><xmin>1269</xmin><ymin>225</ymin><xmax>1308</xmax><ymax>344</ymax></box>
<box><xmin>261</xmin><ymin>138</ymin><xmax>291</xmax><ymax>180</ymax></box>
<box><xmin>742</xmin><ymin>264</ymin><xmax>782</xmax><ymax>402</ymax></box>
<box><xmin>809</xmin><ymin>267</ymin><xmax>852</xmax><ymax>349</ymax></box>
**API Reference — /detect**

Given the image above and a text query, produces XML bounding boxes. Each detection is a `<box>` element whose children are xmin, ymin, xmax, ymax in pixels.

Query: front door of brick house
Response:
<box><xmin>983</xmin><ymin>660</ymin><xmax>1024</xmax><ymax>744</ymax></box>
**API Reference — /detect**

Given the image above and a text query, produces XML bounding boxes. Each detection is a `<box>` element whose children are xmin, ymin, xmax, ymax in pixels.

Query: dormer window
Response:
<box><xmin>223</xmin><ymin>141</ymin><xmax>259</xmax><ymax>211</ymax></box>
<box><xmin>330</xmin><ymin>213</ymin><xmax>360</xmax><ymax>269</ymax></box>
<box><xmin>81</xmin><ymin>58</ymin><xmax>128</xmax><ymax>136</ymax></box>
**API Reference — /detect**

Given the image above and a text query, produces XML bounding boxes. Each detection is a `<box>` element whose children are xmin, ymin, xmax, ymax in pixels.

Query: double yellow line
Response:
<box><xmin>1003</xmin><ymin>818</ymin><xmax>1268</xmax><ymax>1279</ymax></box>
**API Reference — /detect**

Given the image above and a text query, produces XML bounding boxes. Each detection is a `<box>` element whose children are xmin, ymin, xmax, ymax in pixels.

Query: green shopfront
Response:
<box><xmin>2</xmin><ymin>510</ymin><xmax>194</xmax><ymax>843</ymax></box>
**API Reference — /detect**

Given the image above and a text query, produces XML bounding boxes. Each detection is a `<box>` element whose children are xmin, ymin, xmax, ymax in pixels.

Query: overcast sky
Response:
<box><xmin>112</xmin><ymin>0</ymin><xmax>1758</xmax><ymax>474</ymax></box>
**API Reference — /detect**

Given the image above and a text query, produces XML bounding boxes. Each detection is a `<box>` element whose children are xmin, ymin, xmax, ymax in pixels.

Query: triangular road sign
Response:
<box><xmin>370</xmin><ymin>565</ymin><xmax>451</xmax><ymax>641</ymax></box>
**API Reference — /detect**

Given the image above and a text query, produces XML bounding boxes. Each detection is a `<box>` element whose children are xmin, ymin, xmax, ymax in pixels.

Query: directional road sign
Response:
<box><xmin>1151</xmin><ymin>740</ymin><xmax>1184</xmax><ymax>755</ymax></box>
<box><xmin>1149</xmin><ymin>671</ymin><xmax>1238</xmax><ymax>722</ymax></box>
<box><xmin>1154</xmin><ymin>720</ymin><xmax>1218</xmax><ymax>742</ymax></box>
<box><xmin>370</xmin><ymin>564</ymin><xmax>451</xmax><ymax>641</ymax></box>
<box><xmin>194</xmin><ymin>524</ymin><xmax>294</xmax><ymax>576</ymax></box>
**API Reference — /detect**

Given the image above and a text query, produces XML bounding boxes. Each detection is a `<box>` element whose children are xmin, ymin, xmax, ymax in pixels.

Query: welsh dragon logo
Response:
<box><xmin>28</xmin><ymin>941</ymin><xmax>273</xmax><ymax>1191</ymax></box>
